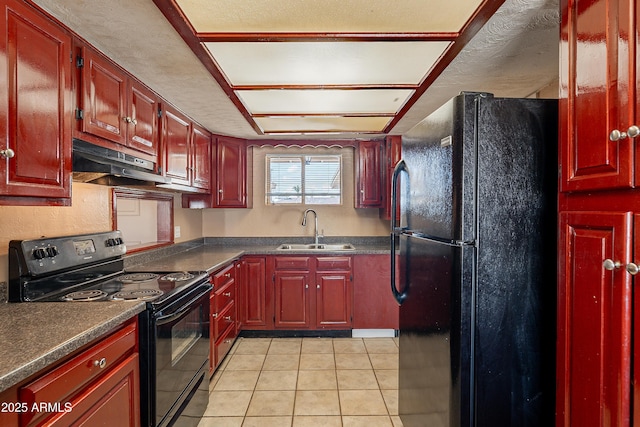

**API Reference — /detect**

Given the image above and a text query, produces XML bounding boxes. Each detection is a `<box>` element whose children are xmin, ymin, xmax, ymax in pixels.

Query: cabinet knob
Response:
<box><xmin>218</xmin><ymin>189</ymin><xmax>223</xmax><ymax>194</ymax></box>
<box><xmin>305</xmin><ymin>284</ymin><xmax>309</xmax><ymax>289</ymax></box>
<box><xmin>224</xmin><ymin>315</ymin><xmax>232</xmax><ymax>321</ymax></box>
<box><xmin>609</xmin><ymin>129</ymin><xmax>627</xmax><ymax>141</ymax></box>
<box><xmin>0</xmin><ymin>148</ymin><xmax>15</xmax><ymax>159</ymax></box>
<box><xmin>93</xmin><ymin>357</ymin><xmax>107</xmax><ymax>369</ymax></box>
<box><xmin>131</xmin><ymin>118</ymin><xmax>138</xmax><ymax>125</ymax></box>
<box><xmin>317</xmin><ymin>284</ymin><xmax>320</xmax><ymax>289</ymax></box>
<box><xmin>223</xmin><ymin>292</ymin><xmax>231</xmax><ymax>297</ymax></box>
<box><xmin>626</xmin><ymin>263</ymin><xmax>639</xmax><ymax>275</ymax></box>
<box><xmin>603</xmin><ymin>259</ymin><xmax>621</xmax><ymax>270</ymax></box>
<box><xmin>212</xmin><ymin>313</ymin><xmax>218</xmax><ymax>318</ymax></box>
<box><xmin>627</xmin><ymin>125</ymin><xmax>640</xmax><ymax>138</ymax></box>
<box><xmin>123</xmin><ymin>116</ymin><xmax>132</xmax><ymax>123</ymax></box>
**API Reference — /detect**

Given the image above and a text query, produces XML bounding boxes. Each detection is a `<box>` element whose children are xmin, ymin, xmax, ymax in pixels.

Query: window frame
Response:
<box><xmin>112</xmin><ymin>188</ymin><xmax>174</xmax><ymax>253</ymax></box>
<box><xmin>265</xmin><ymin>153</ymin><xmax>343</xmax><ymax>206</ymax></box>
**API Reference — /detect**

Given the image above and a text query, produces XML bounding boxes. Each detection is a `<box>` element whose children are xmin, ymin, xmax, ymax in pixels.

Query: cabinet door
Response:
<box><xmin>0</xmin><ymin>0</ymin><xmax>72</xmax><ymax>200</ymax></box>
<box><xmin>356</xmin><ymin>140</ymin><xmax>383</xmax><ymax>207</ymax></box>
<box><xmin>557</xmin><ymin>211</ymin><xmax>632</xmax><ymax>427</ymax></box>
<box><xmin>80</xmin><ymin>46</ymin><xmax>127</xmax><ymax>145</ymax></box>
<box><xmin>274</xmin><ymin>271</ymin><xmax>311</xmax><ymax>329</ymax></box>
<box><xmin>560</xmin><ymin>0</ymin><xmax>634</xmax><ymax>191</ymax></box>
<box><xmin>161</xmin><ymin>104</ymin><xmax>191</xmax><ymax>186</ymax></box>
<box><xmin>128</xmin><ymin>81</ymin><xmax>158</xmax><ymax>156</ymax></box>
<box><xmin>191</xmin><ymin>124</ymin><xmax>211</xmax><ymax>190</ymax></box>
<box><xmin>216</xmin><ymin>137</ymin><xmax>246</xmax><ymax>207</ymax></box>
<box><xmin>315</xmin><ymin>272</ymin><xmax>352</xmax><ymax>329</ymax></box>
<box><xmin>241</xmin><ymin>257</ymin><xmax>270</xmax><ymax>329</ymax></box>
<box><xmin>353</xmin><ymin>254</ymin><xmax>398</xmax><ymax>329</ymax></box>
<box><xmin>45</xmin><ymin>354</ymin><xmax>140</xmax><ymax>427</ymax></box>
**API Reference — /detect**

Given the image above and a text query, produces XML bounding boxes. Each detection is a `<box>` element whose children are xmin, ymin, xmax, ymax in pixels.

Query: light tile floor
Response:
<box><xmin>198</xmin><ymin>337</ymin><xmax>404</xmax><ymax>427</ymax></box>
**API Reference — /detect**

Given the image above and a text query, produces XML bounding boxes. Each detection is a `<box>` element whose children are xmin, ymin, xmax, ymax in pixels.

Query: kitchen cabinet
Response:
<box><xmin>182</xmin><ymin>135</ymin><xmax>252</xmax><ymax>208</ymax></box>
<box><xmin>355</xmin><ymin>140</ymin><xmax>384</xmax><ymax>208</ymax></box>
<box><xmin>0</xmin><ymin>0</ymin><xmax>72</xmax><ymax>205</ymax></box>
<box><xmin>559</xmin><ymin>0</ymin><xmax>636</xmax><ymax>192</ymax></box>
<box><xmin>77</xmin><ymin>44</ymin><xmax>159</xmax><ymax>158</ymax></box>
<box><xmin>0</xmin><ymin>318</ymin><xmax>140</xmax><ymax>427</ymax></box>
<box><xmin>558</xmin><ymin>0</ymin><xmax>640</xmax><ymax>425</ymax></box>
<box><xmin>557</xmin><ymin>211</ymin><xmax>632</xmax><ymax>427</ymax></box>
<box><xmin>210</xmin><ymin>261</ymin><xmax>239</xmax><ymax>373</ymax></box>
<box><xmin>380</xmin><ymin>135</ymin><xmax>402</xmax><ymax>220</ymax></box>
<box><xmin>216</xmin><ymin>136</ymin><xmax>250</xmax><ymax>207</ymax></box>
<box><xmin>272</xmin><ymin>255</ymin><xmax>352</xmax><ymax>330</ymax></box>
<box><xmin>353</xmin><ymin>254</ymin><xmax>398</xmax><ymax>329</ymax></box>
<box><xmin>240</xmin><ymin>256</ymin><xmax>272</xmax><ymax>329</ymax></box>
<box><xmin>159</xmin><ymin>103</ymin><xmax>211</xmax><ymax>193</ymax></box>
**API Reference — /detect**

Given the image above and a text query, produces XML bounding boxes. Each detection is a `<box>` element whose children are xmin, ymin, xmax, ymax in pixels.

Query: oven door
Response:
<box><xmin>152</xmin><ymin>284</ymin><xmax>211</xmax><ymax>427</ymax></box>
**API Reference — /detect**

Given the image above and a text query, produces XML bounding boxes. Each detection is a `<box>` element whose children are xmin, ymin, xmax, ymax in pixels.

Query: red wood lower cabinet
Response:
<box><xmin>352</xmin><ymin>254</ymin><xmax>398</xmax><ymax>329</ymax></box>
<box><xmin>274</xmin><ymin>271</ymin><xmax>312</xmax><ymax>329</ymax></box>
<box><xmin>0</xmin><ymin>319</ymin><xmax>140</xmax><ymax>427</ymax></box>
<box><xmin>557</xmin><ymin>211</ymin><xmax>632</xmax><ymax>427</ymax></box>
<box><xmin>240</xmin><ymin>256</ymin><xmax>271</xmax><ymax>329</ymax></box>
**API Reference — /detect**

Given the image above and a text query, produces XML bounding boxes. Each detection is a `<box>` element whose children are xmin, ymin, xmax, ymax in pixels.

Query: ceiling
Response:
<box><xmin>31</xmin><ymin>0</ymin><xmax>559</xmax><ymax>140</ymax></box>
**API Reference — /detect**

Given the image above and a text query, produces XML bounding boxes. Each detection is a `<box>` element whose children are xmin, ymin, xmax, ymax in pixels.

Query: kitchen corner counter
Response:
<box><xmin>0</xmin><ymin>301</ymin><xmax>145</xmax><ymax>392</ymax></box>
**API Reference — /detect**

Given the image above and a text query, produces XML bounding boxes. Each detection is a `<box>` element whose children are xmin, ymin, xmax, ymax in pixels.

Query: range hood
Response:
<box><xmin>72</xmin><ymin>139</ymin><xmax>171</xmax><ymax>186</ymax></box>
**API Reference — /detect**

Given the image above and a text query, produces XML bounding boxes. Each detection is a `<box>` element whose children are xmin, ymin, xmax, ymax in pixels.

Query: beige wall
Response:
<box><xmin>201</xmin><ymin>146</ymin><xmax>389</xmax><ymax>238</ymax></box>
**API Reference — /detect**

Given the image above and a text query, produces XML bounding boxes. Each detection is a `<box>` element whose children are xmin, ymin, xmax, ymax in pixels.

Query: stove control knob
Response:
<box><xmin>46</xmin><ymin>246</ymin><xmax>58</xmax><ymax>257</ymax></box>
<box><xmin>33</xmin><ymin>248</ymin><xmax>47</xmax><ymax>259</ymax></box>
<box><xmin>106</xmin><ymin>238</ymin><xmax>117</xmax><ymax>247</ymax></box>
<box><xmin>116</xmin><ymin>237</ymin><xmax>124</xmax><ymax>245</ymax></box>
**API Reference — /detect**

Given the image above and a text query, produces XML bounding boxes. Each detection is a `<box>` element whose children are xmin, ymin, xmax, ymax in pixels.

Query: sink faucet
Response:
<box><xmin>302</xmin><ymin>209</ymin><xmax>322</xmax><ymax>245</ymax></box>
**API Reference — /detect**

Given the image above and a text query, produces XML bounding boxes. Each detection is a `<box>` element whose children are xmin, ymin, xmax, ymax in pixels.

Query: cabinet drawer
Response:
<box><xmin>212</xmin><ymin>263</ymin><xmax>235</xmax><ymax>288</ymax></box>
<box><xmin>214</xmin><ymin>280</ymin><xmax>235</xmax><ymax>313</ymax></box>
<box><xmin>316</xmin><ymin>256</ymin><xmax>352</xmax><ymax>271</ymax></box>
<box><xmin>214</xmin><ymin>300</ymin><xmax>236</xmax><ymax>340</ymax></box>
<box><xmin>215</xmin><ymin>320</ymin><xmax>238</xmax><ymax>367</ymax></box>
<box><xmin>19</xmin><ymin>320</ymin><xmax>137</xmax><ymax>425</ymax></box>
<box><xmin>274</xmin><ymin>256</ymin><xmax>311</xmax><ymax>270</ymax></box>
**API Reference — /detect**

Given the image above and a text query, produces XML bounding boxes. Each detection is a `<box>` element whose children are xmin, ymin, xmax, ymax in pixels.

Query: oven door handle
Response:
<box><xmin>156</xmin><ymin>286</ymin><xmax>211</xmax><ymax>326</ymax></box>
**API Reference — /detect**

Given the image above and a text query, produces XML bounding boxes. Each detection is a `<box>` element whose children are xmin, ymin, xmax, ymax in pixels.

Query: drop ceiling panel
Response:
<box><xmin>205</xmin><ymin>41</ymin><xmax>451</xmax><ymax>86</ymax></box>
<box><xmin>237</xmin><ymin>89</ymin><xmax>414</xmax><ymax>114</ymax></box>
<box><xmin>176</xmin><ymin>0</ymin><xmax>484</xmax><ymax>33</ymax></box>
<box><xmin>255</xmin><ymin>116</ymin><xmax>392</xmax><ymax>133</ymax></box>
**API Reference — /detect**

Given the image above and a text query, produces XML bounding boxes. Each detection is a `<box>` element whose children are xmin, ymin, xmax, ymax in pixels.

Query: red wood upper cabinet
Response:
<box><xmin>160</xmin><ymin>103</ymin><xmax>191</xmax><ymax>187</ymax></box>
<box><xmin>78</xmin><ymin>45</ymin><xmax>159</xmax><ymax>158</ymax></box>
<box><xmin>380</xmin><ymin>135</ymin><xmax>402</xmax><ymax>220</ymax></box>
<box><xmin>190</xmin><ymin>123</ymin><xmax>212</xmax><ymax>191</ymax></box>
<box><xmin>216</xmin><ymin>136</ymin><xmax>249</xmax><ymax>207</ymax></box>
<box><xmin>159</xmin><ymin>103</ymin><xmax>212</xmax><ymax>193</ymax></box>
<box><xmin>356</xmin><ymin>140</ymin><xmax>383</xmax><ymax>208</ymax></box>
<box><xmin>560</xmin><ymin>0</ymin><xmax>636</xmax><ymax>191</ymax></box>
<box><xmin>557</xmin><ymin>211</ymin><xmax>632</xmax><ymax>427</ymax></box>
<box><xmin>0</xmin><ymin>0</ymin><xmax>72</xmax><ymax>203</ymax></box>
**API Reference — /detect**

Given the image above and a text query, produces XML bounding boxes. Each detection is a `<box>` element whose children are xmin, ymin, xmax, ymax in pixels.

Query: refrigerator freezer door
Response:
<box><xmin>398</xmin><ymin>233</ymin><xmax>475</xmax><ymax>427</ymax></box>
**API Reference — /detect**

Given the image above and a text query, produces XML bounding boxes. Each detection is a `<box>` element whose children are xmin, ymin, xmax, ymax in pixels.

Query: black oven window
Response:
<box><xmin>171</xmin><ymin>305</ymin><xmax>203</xmax><ymax>366</ymax></box>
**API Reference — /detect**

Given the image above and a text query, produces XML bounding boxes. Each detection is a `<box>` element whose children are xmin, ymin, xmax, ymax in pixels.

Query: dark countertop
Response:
<box><xmin>125</xmin><ymin>237</ymin><xmax>390</xmax><ymax>274</ymax></box>
<box><xmin>0</xmin><ymin>301</ymin><xmax>145</xmax><ymax>392</ymax></box>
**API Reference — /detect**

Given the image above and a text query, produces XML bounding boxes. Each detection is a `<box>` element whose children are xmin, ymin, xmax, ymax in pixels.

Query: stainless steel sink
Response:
<box><xmin>276</xmin><ymin>243</ymin><xmax>356</xmax><ymax>251</ymax></box>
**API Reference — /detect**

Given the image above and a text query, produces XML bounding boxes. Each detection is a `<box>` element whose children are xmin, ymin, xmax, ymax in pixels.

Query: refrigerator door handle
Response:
<box><xmin>391</xmin><ymin>159</ymin><xmax>408</xmax><ymax>304</ymax></box>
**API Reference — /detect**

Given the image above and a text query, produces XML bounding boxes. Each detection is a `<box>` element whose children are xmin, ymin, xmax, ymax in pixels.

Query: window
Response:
<box><xmin>266</xmin><ymin>154</ymin><xmax>342</xmax><ymax>205</ymax></box>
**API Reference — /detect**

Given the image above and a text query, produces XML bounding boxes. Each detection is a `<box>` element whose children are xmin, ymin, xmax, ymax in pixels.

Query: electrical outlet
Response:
<box><xmin>174</xmin><ymin>226</ymin><xmax>181</xmax><ymax>238</ymax></box>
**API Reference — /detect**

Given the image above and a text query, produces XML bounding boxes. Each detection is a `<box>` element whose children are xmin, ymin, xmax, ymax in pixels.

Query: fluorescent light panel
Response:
<box><xmin>255</xmin><ymin>116</ymin><xmax>392</xmax><ymax>133</ymax></box>
<box><xmin>205</xmin><ymin>41</ymin><xmax>451</xmax><ymax>86</ymax></box>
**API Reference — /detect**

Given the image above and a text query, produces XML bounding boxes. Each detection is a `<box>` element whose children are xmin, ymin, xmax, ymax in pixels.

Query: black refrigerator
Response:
<box><xmin>390</xmin><ymin>92</ymin><xmax>556</xmax><ymax>427</ymax></box>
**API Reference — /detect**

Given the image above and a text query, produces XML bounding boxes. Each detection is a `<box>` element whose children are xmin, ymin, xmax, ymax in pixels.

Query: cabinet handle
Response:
<box><xmin>627</xmin><ymin>125</ymin><xmax>640</xmax><ymax>138</ymax></box>
<box><xmin>603</xmin><ymin>259</ymin><xmax>621</xmax><ymax>270</ymax></box>
<box><xmin>93</xmin><ymin>357</ymin><xmax>107</xmax><ymax>369</ymax></box>
<box><xmin>123</xmin><ymin>116</ymin><xmax>132</xmax><ymax>123</ymax></box>
<box><xmin>224</xmin><ymin>273</ymin><xmax>231</xmax><ymax>278</ymax></box>
<box><xmin>305</xmin><ymin>284</ymin><xmax>309</xmax><ymax>289</ymax></box>
<box><xmin>224</xmin><ymin>339</ymin><xmax>232</xmax><ymax>344</ymax></box>
<box><xmin>223</xmin><ymin>292</ymin><xmax>231</xmax><ymax>297</ymax></box>
<box><xmin>0</xmin><ymin>148</ymin><xmax>15</xmax><ymax>159</ymax></box>
<box><xmin>212</xmin><ymin>313</ymin><xmax>218</xmax><ymax>318</ymax></box>
<box><xmin>218</xmin><ymin>189</ymin><xmax>223</xmax><ymax>194</ymax></box>
<box><xmin>131</xmin><ymin>118</ymin><xmax>138</xmax><ymax>125</ymax></box>
<box><xmin>626</xmin><ymin>263</ymin><xmax>639</xmax><ymax>275</ymax></box>
<box><xmin>317</xmin><ymin>284</ymin><xmax>320</xmax><ymax>289</ymax></box>
<box><xmin>224</xmin><ymin>315</ymin><xmax>232</xmax><ymax>321</ymax></box>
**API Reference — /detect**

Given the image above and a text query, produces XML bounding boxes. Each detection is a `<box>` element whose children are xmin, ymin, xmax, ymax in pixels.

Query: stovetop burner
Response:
<box><xmin>61</xmin><ymin>289</ymin><xmax>108</xmax><ymax>302</ymax></box>
<box><xmin>160</xmin><ymin>272</ymin><xmax>195</xmax><ymax>282</ymax></box>
<box><xmin>117</xmin><ymin>272</ymin><xmax>160</xmax><ymax>283</ymax></box>
<box><xmin>111</xmin><ymin>289</ymin><xmax>164</xmax><ymax>301</ymax></box>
